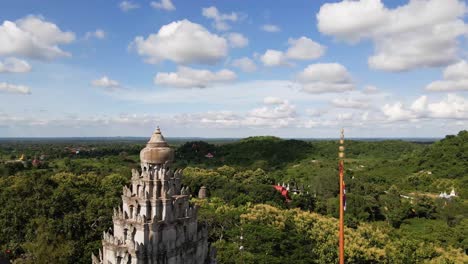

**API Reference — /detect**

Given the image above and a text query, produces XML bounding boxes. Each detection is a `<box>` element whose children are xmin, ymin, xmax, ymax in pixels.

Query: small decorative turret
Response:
<box><xmin>198</xmin><ymin>186</ymin><xmax>207</xmax><ymax>199</ymax></box>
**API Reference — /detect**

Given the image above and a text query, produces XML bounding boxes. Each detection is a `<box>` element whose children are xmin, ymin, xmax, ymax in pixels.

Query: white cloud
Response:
<box><xmin>410</xmin><ymin>95</ymin><xmax>428</xmax><ymax>113</ymax></box>
<box><xmin>317</xmin><ymin>0</ymin><xmax>468</xmax><ymax>71</ymax></box>
<box><xmin>150</xmin><ymin>0</ymin><xmax>175</xmax><ymax>11</ymax></box>
<box><xmin>119</xmin><ymin>1</ymin><xmax>140</xmax><ymax>11</ymax></box>
<box><xmin>91</xmin><ymin>76</ymin><xmax>120</xmax><ymax>88</ymax></box>
<box><xmin>0</xmin><ymin>15</ymin><xmax>75</xmax><ymax>60</ymax></box>
<box><xmin>261</xmin><ymin>24</ymin><xmax>281</xmax><ymax>32</ymax></box>
<box><xmin>337</xmin><ymin>113</ymin><xmax>353</xmax><ymax>121</ymax></box>
<box><xmin>427</xmin><ymin>94</ymin><xmax>468</xmax><ymax>119</ymax></box>
<box><xmin>249</xmin><ymin>105</ymin><xmax>294</xmax><ymax>120</ymax></box>
<box><xmin>426</xmin><ymin>60</ymin><xmax>468</xmax><ymax>91</ymax></box>
<box><xmin>131</xmin><ymin>20</ymin><xmax>228</xmax><ymax>64</ymax></box>
<box><xmin>154</xmin><ymin>66</ymin><xmax>236</xmax><ymax>88</ymax></box>
<box><xmin>296</xmin><ymin>63</ymin><xmax>355</xmax><ymax>93</ymax></box>
<box><xmin>263</xmin><ymin>97</ymin><xmax>285</xmax><ymax>105</ymax></box>
<box><xmin>260</xmin><ymin>49</ymin><xmax>288</xmax><ymax>67</ymax></box>
<box><xmin>363</xmin><ymin>85</ymin><xmax>380</xmax><ymax>94</ymax></box>
<box><xmin>331</xmin><ymin>98</ymin><xmax>369</xmax><ymax>109</ymax></box>
<box><xmin>242</xmin><ymin>99</ymin><xmax>298</xmax><ymax>128</ymax></box>
<box><xmin>173</xmin><ymin>99</ymin><xmax>297</xmax><ymax>129</ymax></box>
<box><xmin>202</xmin><ymin>6</ymin><xmax>239</xmax><ymax>31</ymax></box>
<box><xmin>174</xmin><ymin>111</ymin><xmax>241</xmax><ymax>128</ymax></box>
<box><xmin>382</xmin><ymin>94</ymin><xmax>468</xmax><ymax>121</ymax></box>
<box><xmin>382</xmin><ymin>102</ymin><xmax>416</xmax><ymax>121</ymax></box>
<box><xmin>286</xmin><ymin>37</ymin><xmax>325</xmax><ymax>60</ymax></box>
<box><xmin>443</xmin><ymin>60</ymin><xmax>468</xmax><ymax>80</ymax></box>
<box><xmin>227</xmin><ymin>32</ymin><xmax>248</xmax><ymax>48</ymax></box>
<box><xmin>0</xmin><ymin>82</ymin><xmax>31</xmax><ymax>94</ymax></box>
<box><xmin>0</xmin><ymin>57</ymin><xmax>31</xmax><ymax>73</ymax></box>
<box><xmin>226</xmin><ymin>99</ymin><xmax>298</xmax><ymax>128</ymax></box>
<box><xmin>231</xmin><ymin>57</ymin><xmax>257</xmax><ymax>72</ymax></box>
<box><xmin>0</xmin><ymin>113</ymin><xmax>164</xmax><ymax>133</ymax></box>
<box><xmin>306</xmin><ymin>108</ymin><xmax>328</xmax><ymax>117</ymax></box>
<box><xmin>260</xmin><ymin>36</ymin><xmax>325</xmax><ymax>66</ymax></box>
<box><xmin>85</xmin><ymin>29</ymin><xmax>106</xmax><ymax>40</ymax></box>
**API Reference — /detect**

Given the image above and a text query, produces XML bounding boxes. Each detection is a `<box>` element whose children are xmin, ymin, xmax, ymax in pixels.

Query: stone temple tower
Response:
<box><xmin>92</xmin><ymin>128</ymin><xmax>209</xmax><ymax>264</ymax></box>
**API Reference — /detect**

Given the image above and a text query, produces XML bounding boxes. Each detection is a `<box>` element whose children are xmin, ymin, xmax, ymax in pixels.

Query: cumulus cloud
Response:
<box><xmin>150</xmin><ymin>0</ymin><xmax>175</xmax><ymax>11</ymax></box>
<box><xmin>410</xmin><ymin>95</ymin><xmax>428</xmax><ymax>113</ymax></box>
<box><xmin>227</xmin><ymin>32</ymin><xmax>248</xmax><ymax>48</ymax></box>
<box><xmin>0</xmin><ymin>15</ymin><xmax>75</xmax><ymax>60</ymax></box>
<box><xmin>382</xmin><ymin>102</ymin><xmax>416</xmax><ymax>121</ymax></box>
<box><xmin>286</xmin><ymin>37</ymin><xmax>325</xmax><ymax>60</ymax></box>
<box><xmin>426</xmin><ymin>60</ymin><xmax>468</xmax><ymax>91</ymax></box>
<box><xmin>233</xmin><ymin>98</ymin><xmax>298</xmax><ymax>128</ymax></box>
<box><xmin>0</xmin><ymin>82</ymin><xmax>31</xmax><ymax>94</ymax></box>
<box><xmin>260</xmin><ymin>36</ymin><xmax>325</xmax><ymax>66</ymax></box>
<box><xmin>0</xmin><ymin>57</ymin><xmax>31</xmax><ymax>73</ymax></box>
<box><xmin>231</xmin><ymin>57</ymin><xmax>257</xmax><ymax>72</ymax></box>
<box><xmin>91</xmin><ymin>76</ymin><xmax>120</xmax><ymax>89</ymax></box>
<box><xmin>154</xmin><ymin>66</ymin><xmax>236</xmax><ymax>88</ymax></box>
<box><xmin>426</xmin><ymin>94</ymin><xmax>468</xmax><ymax>119</ymax></box>
<box><xmin>173</xmin><ymin>98</ymin><xmax>298</xmax><ymax>129</ymax></box>
<box><xmin>85</xmin><ymin>29</ymin><xmax>106</xmax><ymax>40</ymax></box>
<box><xmin>261</xmin><ymin>24</ymin><xmax>281</xmax><ymax>32</ymax></box>
<box><xmin>317</xmin><ymin>0</ymin><xmax>468</xmax><ymax>71</ymax></box>
<box><xmin>119</xmin><ymin>1</ymin><xmax>140</xmax><ymax>11</ymax></box>
<box><xmin>249</xmin><ymin>101</ymin><xmax>296</xmax><ymax>119</ymax></box>
<box><xmin>331</xmin><ymin>98</ymin><xmax>369</xmax><ymax>109</ymax></box>
<box><xmin>131</xmin><ymin>20</ymin><xmax>228</xmax><ymax>64</ymax></box>
<box><xmin>202</xmin><ymin>6</ymin><xmax>239</xmax><ymax>31</ymax></box>
<box><xmin>382</xmin><ymin>94</ymin><xmax>468</xmax><ymax>121</ymax></box>
<box><xmin>296</xmin><ymin>63</ymin><xmax>355</xmax><ymax>93</ymax></box>
<box><xmin>260</xmin><ymin>49</ymin><xmax>289</xmax><ymax>67</ymax></box>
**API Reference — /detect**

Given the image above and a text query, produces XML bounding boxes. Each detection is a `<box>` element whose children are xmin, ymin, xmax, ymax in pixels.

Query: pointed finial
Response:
<box><xmin>339</xmin><ymin>128</ymin><xmax>345</xmax><ymax>158</ymax></box>
<box><xmin>156</xmin><ymin>126</ymin><xmax>161</xmax><ymax>133</ymax></box>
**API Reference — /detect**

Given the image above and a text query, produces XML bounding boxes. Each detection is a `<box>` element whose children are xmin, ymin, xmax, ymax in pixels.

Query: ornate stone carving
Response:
<box><xmin>93</xmin><ymin>128</ymin><xmax>210</xmax><ymax>264</ymax></box>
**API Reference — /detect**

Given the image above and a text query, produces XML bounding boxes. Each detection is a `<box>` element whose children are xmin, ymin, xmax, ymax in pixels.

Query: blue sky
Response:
<box><xmin>0</xmin><ymin>0</ymin><xmax>467</xmax><ymax>138</ymax></box>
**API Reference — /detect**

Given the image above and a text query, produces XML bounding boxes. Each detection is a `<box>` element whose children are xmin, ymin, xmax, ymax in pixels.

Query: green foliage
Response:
<box><xmin>0</xmin><ymin>130</ymin><xmax>467</xmax><ymax>263</ymax></box>
<box><xmin>379</xmin><ymin>186</ymin><xmax>412</xmax><ymax>228</ymax></box>
<box><xmin>182</xmin><ymin>166</ymin><xmax>285</xmax><ymax>207</ymax></box>
<box><xmin>17</xmin><ymin>218</ymin><xmax>73</xmax><ymax>264</ymax></box>
<box><xmin>0</xmin><ymin>169</ymin><xmax>129</xmax><ymax>263</ymax></box>
<box><xmin>417</xmin><ymin>130</ymin><xmax>468</xmax><ymax>180</ymax></box>
<box><xmin>175</xmin><ymin>137</ymin><xmax>314</xmax><ymax>170</ymax></box>
<box><xmin>203</xmin><ymin>203</ymin><xmax>468</xmax><ymax>264</ymax></box>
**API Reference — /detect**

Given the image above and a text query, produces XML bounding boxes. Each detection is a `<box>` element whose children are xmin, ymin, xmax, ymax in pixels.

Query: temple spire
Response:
<box><xmin>94</xmin><ymin>128</ymin><xmax>210</xmax><ymax>264</ymax></box>
<box><xmin>338</xmin><ymin>128</ymin><xmax>345</xmax><ymax>264</ymax></box>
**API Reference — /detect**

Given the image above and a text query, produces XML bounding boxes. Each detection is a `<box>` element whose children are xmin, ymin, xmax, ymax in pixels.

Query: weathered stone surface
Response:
<box><xmin>198</xmin><ymin>186</ymin><xmax>207</xmax><ymax>199</ymax></box>
<box><xmin>93</xmin><ymin>128</ymin><xmax>210</xmax><ymax>264</ymax></box>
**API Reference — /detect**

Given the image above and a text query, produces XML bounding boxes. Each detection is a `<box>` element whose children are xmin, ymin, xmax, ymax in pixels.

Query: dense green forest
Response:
<box><xmin>0</xmin><ymin>131</ymin><xmax>467</xmax><ymax>263</ymax></box>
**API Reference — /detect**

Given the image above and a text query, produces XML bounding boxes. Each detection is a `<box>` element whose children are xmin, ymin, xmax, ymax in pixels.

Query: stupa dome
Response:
<box><xmin>140</xmin><ymin>127</ymin><xmax>174</xmax><ymax>164</ymax></box>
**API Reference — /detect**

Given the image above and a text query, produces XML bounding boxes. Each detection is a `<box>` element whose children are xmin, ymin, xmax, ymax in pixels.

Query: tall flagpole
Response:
<box><xmin>338</xmin><ymin>128</ymin><xmax>345</xmax><ymax>264</ymax></box>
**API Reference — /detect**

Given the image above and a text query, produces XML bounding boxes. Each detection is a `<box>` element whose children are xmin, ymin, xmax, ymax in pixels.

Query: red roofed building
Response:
<box><xmin>273</xmin><ymin>184</ymin><xmax>291</xmax><ymax>202</ymax></box>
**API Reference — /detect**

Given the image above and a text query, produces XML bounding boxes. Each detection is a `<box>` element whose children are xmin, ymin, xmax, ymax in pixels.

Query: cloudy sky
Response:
<box><xmin>0</xmin><ymin>0</ymin><xmax>467</xmax><ymax>138</ymax></box>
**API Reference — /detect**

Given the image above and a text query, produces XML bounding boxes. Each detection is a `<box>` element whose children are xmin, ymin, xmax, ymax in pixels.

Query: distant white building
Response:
<box><xmin>439</xmin><ymin>188</ymin><xmax>457</xmax><ymax>199</ymax></box>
